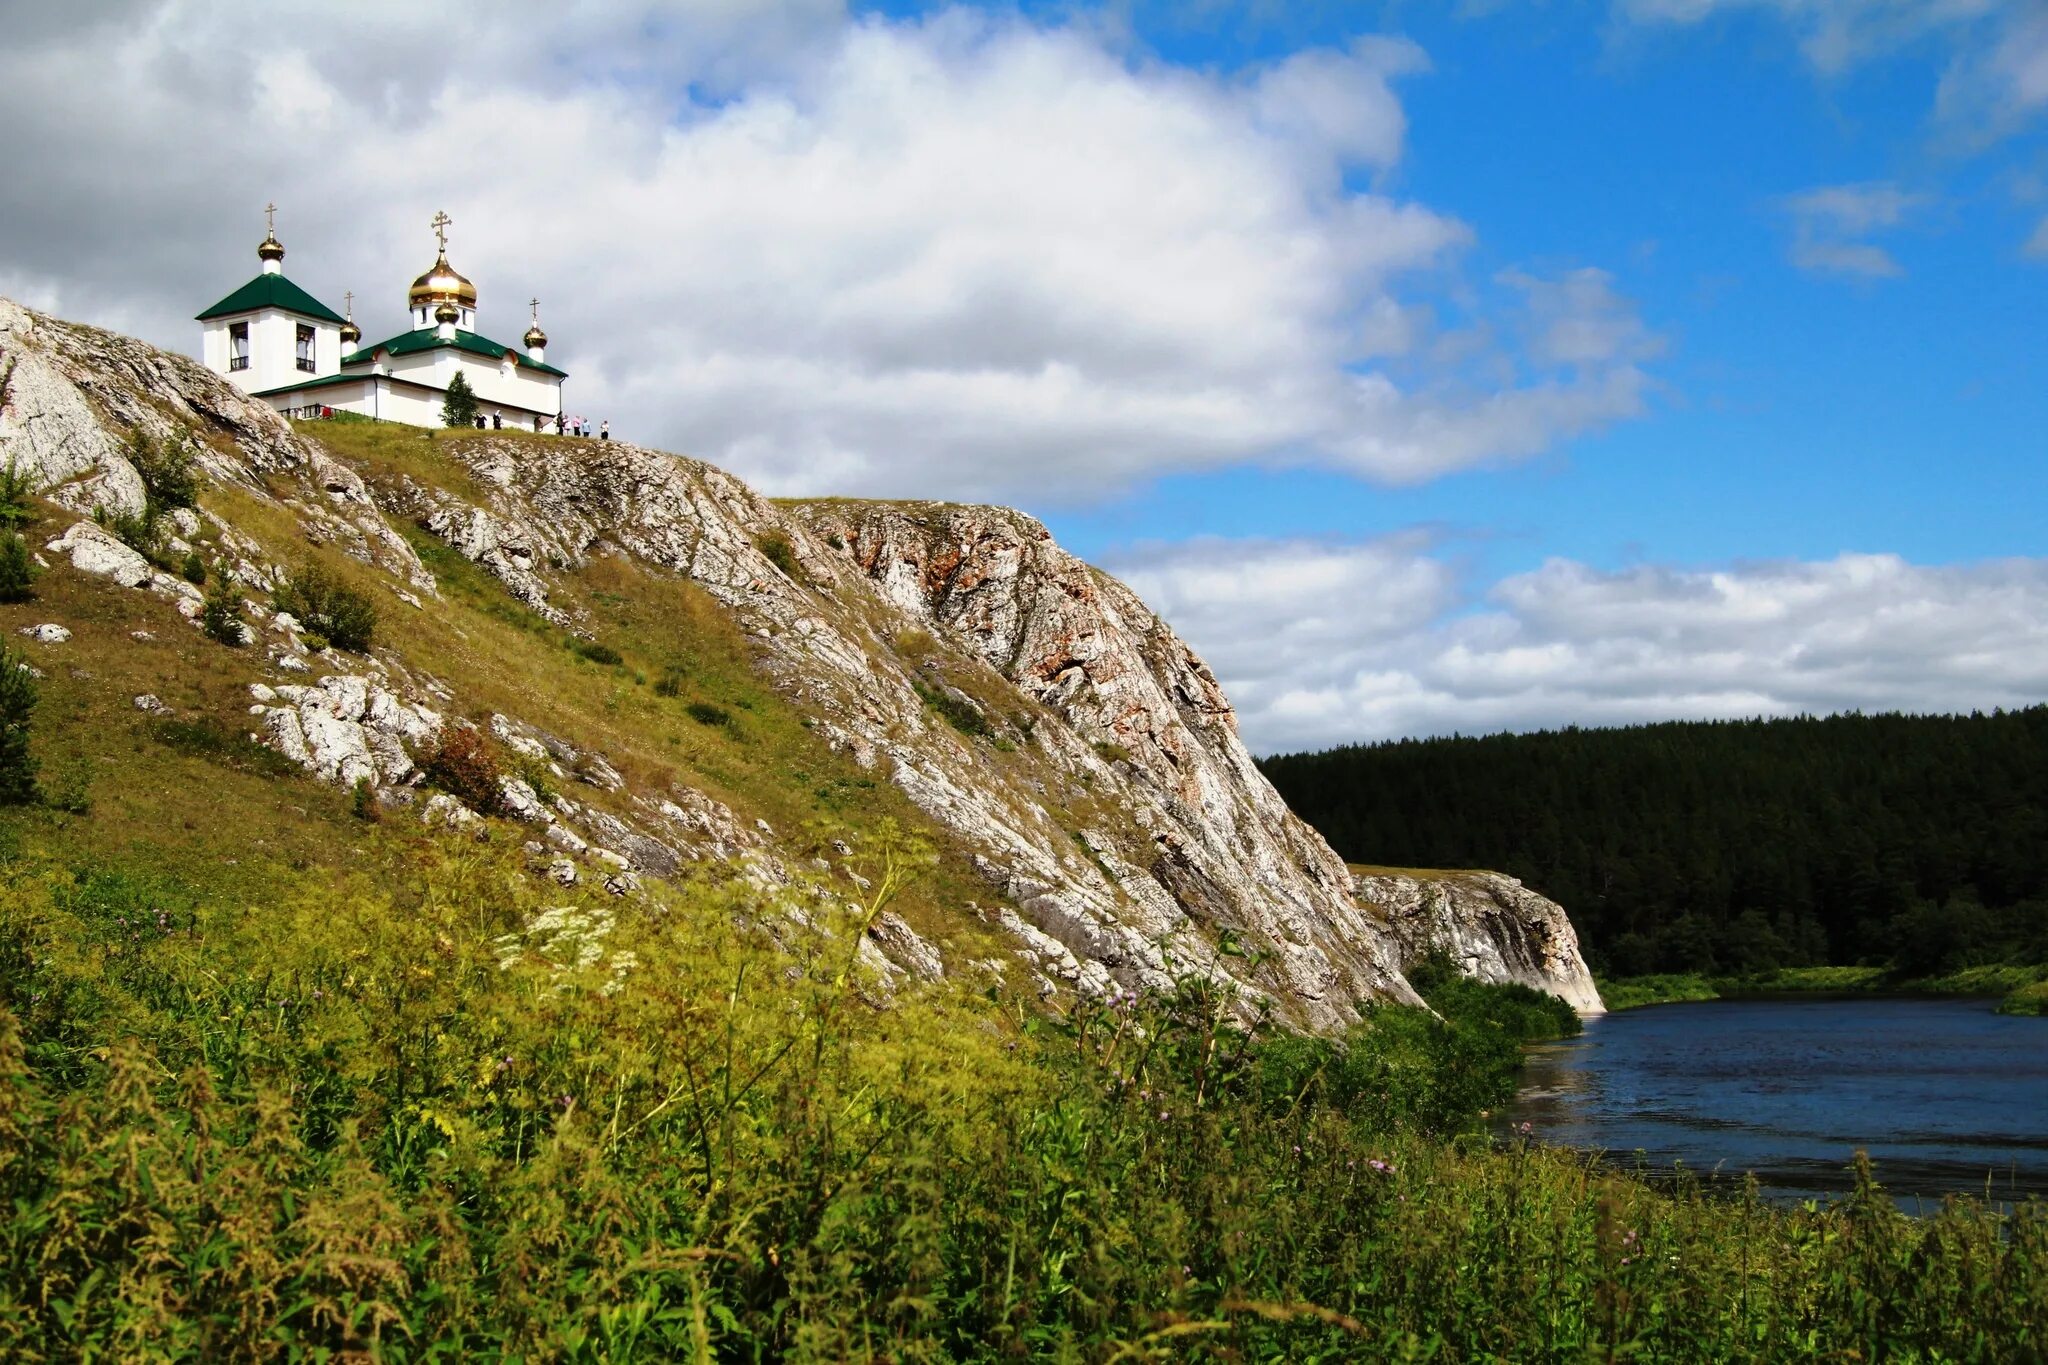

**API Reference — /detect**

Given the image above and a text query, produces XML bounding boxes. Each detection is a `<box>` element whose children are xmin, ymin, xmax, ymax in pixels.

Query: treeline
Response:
<box><xmin>1260</xmin><ymin>708</ymin><xmax>2048</xmax><ymax>977</ymax></box>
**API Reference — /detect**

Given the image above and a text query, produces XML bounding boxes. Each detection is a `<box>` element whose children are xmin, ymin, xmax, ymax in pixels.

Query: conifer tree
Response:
<box><xmin>0</xmin><ymin>643</ymin><xmax>38</xmax><ymax>805</ymax></box>
<box><xmin>0</xmin><ymin>531</ymin><xmax>34</xmax><ymax>603</ymax></box>
<box><xmin>441</xmin><ymin>372</ymin><xmax>479</xmax><ymax>428</ymax></box>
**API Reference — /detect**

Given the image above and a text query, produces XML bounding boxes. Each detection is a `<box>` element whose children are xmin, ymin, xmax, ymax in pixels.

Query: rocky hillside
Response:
<box><xmin>0</xmin><ymin>299</ymin><xmax>1600</xmax><ymax>1029</ymax></box>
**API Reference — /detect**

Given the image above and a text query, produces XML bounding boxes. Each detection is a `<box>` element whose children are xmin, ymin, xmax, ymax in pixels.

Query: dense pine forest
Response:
<box><xmin>1261</xmin><ymin>707</ymin><xmax>2048</xmax><ymax>978</ymax></box>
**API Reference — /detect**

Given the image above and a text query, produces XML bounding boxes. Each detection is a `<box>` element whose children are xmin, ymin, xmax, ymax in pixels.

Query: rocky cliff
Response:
<box><xmin>1353</xmin><ymin>868</ymin><xmax>1605</xmax><ymax>1014</ymax></box>
<box><xmin>0</xmin><ymin>298</ymin><xmax>1603</xmax><ymax>1029</ymax></box>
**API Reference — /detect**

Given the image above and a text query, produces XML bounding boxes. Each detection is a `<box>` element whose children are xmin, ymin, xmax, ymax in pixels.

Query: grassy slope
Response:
<box><xmin>1600</xmin><ymin>963</ymin><xmax>2048</xmax><ymax>1013</ymax></box>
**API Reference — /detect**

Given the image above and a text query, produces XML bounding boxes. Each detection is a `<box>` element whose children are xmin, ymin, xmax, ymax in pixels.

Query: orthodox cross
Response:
<box><xmin>431</xmin><ymin>210</ymin><xmax>452</xmax><ymax>254</ymax></box>
<box><xmin>343</xmin><ymin>290</ymin><xmax>354</xmax><ymax>320</ymax></box>
<box><xmin>530</xmin><ymin>297</ymin><xmax>540</xmax><ymax>324</ymax></box>
<box><xmin>264</xmin><ymin>202</ymin><xmax>277</xmax><ymax>237</ymax></box>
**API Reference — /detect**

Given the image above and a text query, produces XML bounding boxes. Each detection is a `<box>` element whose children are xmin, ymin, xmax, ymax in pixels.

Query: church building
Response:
<box><xmin>197</xmin><ymin>208</ymin><xmax>565</xmax><ymax>430</ymax></box>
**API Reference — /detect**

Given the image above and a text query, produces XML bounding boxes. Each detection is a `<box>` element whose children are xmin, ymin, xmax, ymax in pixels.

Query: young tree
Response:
<box><xmin>0</xmin><ymin>531</ymin><xmax>34</xmax><ymax>603</ymax></box>
<box><xmin>200</xmin><ymin>564</ymin><xmax>246</xmax><ymax>646</ymax></box>
<box><xmin>441</xmin><ymin>371</ymin><xmax>479</xmax><ymax>428</ymax></box>
<box><xmin>0</xmin><ymin>643</ymin><xmax>38</xmax><ymax>805</ymax></box>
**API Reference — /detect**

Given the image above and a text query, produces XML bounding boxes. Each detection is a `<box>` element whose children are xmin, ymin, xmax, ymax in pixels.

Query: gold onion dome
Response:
<box><xmin>434</xmin><ymin>301</ymin><xmax>460</xmax><ymax>325</ymax></box>
<box><xmin>257</xmin><ymin>233</ymin><xmax>285</xmax><ymax>264</ymax></box>
<box><xmin>339</xmin><ymin>316</ymin><xmax>362</xmax><ymax>346</ymax></box>
<box><xmin>409</xmin><ymin>253</ymin><xmax>478</xmax><ymax>309</ymax></box>
<box><xmin>523</xmin><ymin>321</ymin><xmax>548</xmax><ymax>349</ymax></box>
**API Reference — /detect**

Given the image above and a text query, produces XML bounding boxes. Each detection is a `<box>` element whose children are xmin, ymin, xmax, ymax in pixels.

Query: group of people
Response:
<box><xmin>555</xmin><ymin>413</ymin><xmax>608</xmax><ymax>440</ymax></box>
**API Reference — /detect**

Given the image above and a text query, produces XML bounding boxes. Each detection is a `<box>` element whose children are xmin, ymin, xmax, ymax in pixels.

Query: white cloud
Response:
<box><xmin>1781</xmin><ymin>181</ymin><xmax>1923</xmax><ymax>277</ymax></box>
<box><xmin>1612</xmin><ymin>0</ymin><xmax>2004</xmax><ymax>76</ymax></box>
<box><xmin>1106</xmin><ymin>536</ymin><xmax>2048</xmax><ymax>752</ymax></box>
<box><xmin>0</xmin><ymin>2</ymin><xmax>1656</xmax><ymax>504</ymax></box>
<box><xmin>2025</xmin><ymin>215</ymin><xmax>2048</xmax><ymax>257</ymax></box>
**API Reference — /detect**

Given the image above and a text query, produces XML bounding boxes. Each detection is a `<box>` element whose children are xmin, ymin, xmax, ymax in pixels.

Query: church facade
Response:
<box><xmin>197</xmin><ymin>209</ymin><xmax>565</xmax><ymax>430</ymax></box>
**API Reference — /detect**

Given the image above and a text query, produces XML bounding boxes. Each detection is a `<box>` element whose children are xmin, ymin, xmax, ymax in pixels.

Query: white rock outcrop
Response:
<box><xmin>1353</xmin><ymin>869</ymin><xmax>1605</xmax><ymax>1015</ymax></box>
<box><xmin>44</xmin><ymin>522</ymin><xmax>153</xmax><ymax>588</ymax></box>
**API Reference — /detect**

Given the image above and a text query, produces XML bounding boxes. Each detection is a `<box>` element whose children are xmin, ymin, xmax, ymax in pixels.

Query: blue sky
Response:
<box><xmin>3</xmin><ymin>1</ymin><xmax>2046</xmax><ymax>750</ymax></box>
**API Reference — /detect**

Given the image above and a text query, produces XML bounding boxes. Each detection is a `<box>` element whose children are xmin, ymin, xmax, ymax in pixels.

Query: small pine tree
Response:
<box><xmin>200</xmin><ymin>565</ymin><xmax>246</xmax><ymax>646</ymax></box>
<box><xmin>0</xmin><ymin>643</ymin><xmax>38</xmax><ymax>805</ymax></box>
<box><xmin>441</xmin><ymin>372</ymin><xmax>479</xmax><ymax>429</ymax></box>
<box><xmin>0</xmin><ymin>456</ymin><xmax>38</xmax><ymax>529</ymax></box>
<box><xmin>0</xmin><ymin>531</ymin><xmax>34</xmax><ymax>604</ymax></box>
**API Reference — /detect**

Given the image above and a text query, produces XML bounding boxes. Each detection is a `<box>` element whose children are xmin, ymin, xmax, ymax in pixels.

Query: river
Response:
<box><xmin>1502</xmin><ymin>996</ymin><xmax>2048</xmax><ymax>1206</ymax></box>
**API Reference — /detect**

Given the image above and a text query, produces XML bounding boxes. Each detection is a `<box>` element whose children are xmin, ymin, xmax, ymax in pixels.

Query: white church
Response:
<box><xmin>197</xmin><ymin>208</ymin><xmax>566</xmax><ymax>430</ymax></box>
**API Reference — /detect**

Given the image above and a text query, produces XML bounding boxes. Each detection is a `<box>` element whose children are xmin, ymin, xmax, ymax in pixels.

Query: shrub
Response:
<box><xmin>199</xmin><ymin>569</ymin><xmax>246</xmax><ymax>647</ymax></box>
<box><xmin>300</xmin><ymin>633</ymin><xmax>329</xmax><ymax>654</ymax></box>
<box><xmin>913</xmin><ymin>678</ymin><xmax>990</xmax><ymax>738</ymax></box>
<box><xmin>0</xmin><ymin>531</ymin><xmax>35</xmax><ymax>604</ymax></box>
<box><xmin>1092</xmin><ymin>739</ymin><xmax>1133</xmax><ymax>764</ymax></box>
<box><xmin>350</xmin><ymin>776</ymin><xmax>379</xmax><ymax>823</ymax></box>
<box><xmin>422</xmin><ymin>724</ymin><xmax>504</xmax><ymax>815</ymax></box>
<box><xmin>126</xmin><ymin>426</ymin><xmax>200</xmax><ymax>514</ymax></box>
<box><xmin>755</xmin><ymin>530</ymin><xmax>800</xmax><ymax>577</ymax></box>
<box><xmin>105</xmin><ymin>506</ymin><xmax>162</xmax><ymax>558</ymax></box>
<box><xmin>0</xmin><ymin>643</ymin><xmax>38</xmax><ymax>804</ymax></box>
<box><xmin>179</xmin><ymin>551</ymin><xmax>206</xmax><ymax>585</ymax></box>
<box><xmin>653</xmin><ymin>668</ymin><xmax>686</xmax><ymax>698</ymax></box>
<box><xmin>274</xmin><ymin>562</ymin><xmax>377</xmax><ymax>652</ymax></box>
<box><xmin>441</xmin><ymin>371</ymin><xmax>479</xmax><ymax>428</ymax></box>
<box><xmin>685</xmin><ymin>700</ymin><xmax>732</xmax><ymax>728</ymax></box>
<box><xmin>570</xmin><ymin>638</ymin><xmax>622</xmax><ymax>667</ymax></box>
<box><xmin>0</xmin><ymin>455</ymin><xmax>38</xmax><ymax>528</ymax></box>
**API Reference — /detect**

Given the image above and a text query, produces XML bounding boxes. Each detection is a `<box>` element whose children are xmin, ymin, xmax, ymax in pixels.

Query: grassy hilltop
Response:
<box><xmin>1</xmin><ymin>412</ymin><xmax>2045</xmax><ymax>1357</ymax></box>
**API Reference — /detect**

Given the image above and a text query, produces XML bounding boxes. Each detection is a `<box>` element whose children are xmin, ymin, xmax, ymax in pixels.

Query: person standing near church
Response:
<box><xmin>600</xmin><ymin>419</ymin><xmax>610</xmax><ymax>441</ymax></box>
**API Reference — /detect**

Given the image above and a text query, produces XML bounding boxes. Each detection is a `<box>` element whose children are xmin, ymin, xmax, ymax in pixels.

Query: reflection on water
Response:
<box><xmin>1500</xmin><ymin>996</ymin><xmax>2048</xmax><ymax>1206</ymax></box>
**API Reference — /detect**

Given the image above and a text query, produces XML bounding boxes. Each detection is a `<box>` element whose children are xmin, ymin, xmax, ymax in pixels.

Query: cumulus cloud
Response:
<box><xmin>1781</xmin><ymin>182</ymin><xmax>1923</xmax><ymax>277</ymax></box>
<box><xmin>0</xmin><ymin>2</ymin><xmax>1656</xmax><ymax>503</ymax></box>
<box><xmin>1107</xmin><ymin>536</ymin><xmax>2048</xmax><ymax>752</ymax></box>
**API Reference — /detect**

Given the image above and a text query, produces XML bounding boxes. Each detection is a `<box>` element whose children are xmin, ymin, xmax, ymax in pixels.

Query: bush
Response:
<box><xmin>274</xmin><ymin>562</ymin><xmax>377</xmax><ymax>652</ymax></box>
<box><xmin>685</xmin><ymin>700</ymin><xmax>731</xmax><ymax>728</ymax></box>
<box><xmin>300</xmin><ymin>633</ymin><xmax>329</xmax><ymax>654</ymax></box>
<box><xmin>1092</xmin><ymin>739</ymin><xmax>1132</xmax><ymax>764</ymax></box>
<box><xmin>569</xmin><ymin>638</ymin><xmax>622</xmax><ymax>667</ymax></box>
<box><xmin>755</xmin><ymin>530</ymin><xmax>800</xmax><ymax>578</ymax></box>
<box><xmin>0</xmin><ymin>456</ymin><xmax>38</xmax><ymax>529</ymax></box>
<box><xmin>653</xmin><ymin>668</ymin><xmax>685</xmax><ymax>697</ymax></box>
<box><xmin>421</xmin><ymin>724</ymin><xmax>504</xmax><ymax>815</ymax></box>
<box><xmin>913</xmin><ymin>678</ymin><xmax>990</xmax><ymax>738</ymax></box>
<box><xmin>199</xmin><ymin>569</ymin><xmax>246</xmax><ymax>647</ymax></box>
<box><xmin>126</xmin><ymin>427</ymin><xmax>200</xmax><ymax>514</ymax></box>
<box><xmin>0</xmin><ymin>531</ymin><xmax>35</xmax><ymax>604</ymax></box>
<box><xmin>350</xmin><ymin>776</ymin><xmax>379</xmax><ymax>823</ymax></box>
<box><xmin>0</xmin><ymin>643</ymin><xmax>38</xmax><ymax>804</ymax></box>
<box><xmin>179</xmin><ymin>551</ymin><xmax>206</xmax><ymax>585</ymax></box>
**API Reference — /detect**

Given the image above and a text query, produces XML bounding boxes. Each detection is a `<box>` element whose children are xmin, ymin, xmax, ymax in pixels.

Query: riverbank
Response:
<box><xmin>1599</xmin><ymin>963</ymin><xmax>2048</xmax><ymax>1014</ymax></box>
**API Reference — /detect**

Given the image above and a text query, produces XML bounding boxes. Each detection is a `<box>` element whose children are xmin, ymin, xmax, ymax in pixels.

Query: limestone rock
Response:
<box><xmin>1353</xmin><ymin>869</ymin><xmax>1605</xmax><ymax>1015</ymax></box>
<box><xmin>17</xmin><ymin>623</ymin><xmax>70</xmax><ymax>643</ymax></box>
<box><xmin>44</xmin><ymin>522</ymin><xmax>152</xmax><ymax>588</ymax></box>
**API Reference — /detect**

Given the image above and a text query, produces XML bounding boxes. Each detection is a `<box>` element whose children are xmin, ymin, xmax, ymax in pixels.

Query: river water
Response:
<box><xmin>1502</xmin><ymin>996</ymin><xmax>2048</xmax><ymax>1206</ymax></box>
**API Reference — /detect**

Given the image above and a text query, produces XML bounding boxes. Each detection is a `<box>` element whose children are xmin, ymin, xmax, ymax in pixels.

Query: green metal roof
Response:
<box><xmin>249</xmin><ymin>373</ymin><xmax>379</xmax><ymax>399</ymax></box>
<box><xmin>343</xmin><ymin>327</ymin><xmax>567</xmax><ymax>378</ymax></box>
<box><xmin>196</xmin><ymin>273</ymin><xmax>348</xmax><ymax>326</ymax></box>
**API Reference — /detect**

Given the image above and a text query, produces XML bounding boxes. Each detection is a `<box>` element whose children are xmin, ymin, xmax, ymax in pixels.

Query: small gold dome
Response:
<box><xmin>339</xmin><ymin>319</ymin><xmax>362</xmax><ymax>346</ymax></box>
<box><xmin>523</xmin><ymin>322</ymin><xmax>548</xmax><ymax>349</ymax></box>
<box><xmin>258</xmin><ymin>233</ymin><xmax>286</xmax><ymax>264</ymax></box>
<box><xmin>409</xmin><ymin>253</ymin><xmax>478</xmax><ymax>309</ymax></box>
<box><xmin>434</xmin><ymin>300</ymin><xmax>460</xmax><ymax>325</ymax></box>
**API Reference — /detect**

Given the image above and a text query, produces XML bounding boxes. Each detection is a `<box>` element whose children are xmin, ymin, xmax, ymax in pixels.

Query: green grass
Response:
<box><xmin>1</xmin><ymin>834</ymin><xmax>2043</xmax><ymax>1360</ymax></box>
<box><xmin>1601</xmin><ymin>962</ymin><xmax>2048</xmax><ymax>1012</ymax></box>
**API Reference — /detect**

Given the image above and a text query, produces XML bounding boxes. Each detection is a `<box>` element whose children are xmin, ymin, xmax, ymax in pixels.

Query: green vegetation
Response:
<box><xmin>754</xmin><ymin>529</ymin><xmax>800</xmax><ymax>578</ymax></box>
<box><xmin>440</xmin><ymin>370</ymin><xmax>479</xmax><ymax>428</ymax></box>
<box><xmin>274</xmin><ymin>561</ymin><xmax>378</xmax><ymax>652</ymax></box>
<box><xmin>1604</xmin><ymin>962</ymin><xmax>2048</xmax><ymax>1012</ymax></box>
<box><xmin>570</xmin><ymin>637</ymin><xmax>623</xmax><ymax>667</ymax></box>
<box><xmin>0</xmin><ymin>456</ymin><xmax>38</xmax><ymax>529</ymax></box>
<box><xmin>1</xmin><ymin>831</ymin><xmax>2043</xmax><ymax>1359</ymax></box>
<box><xmin>0</xmin><ymin>645</ymin><xmax>38</xmax><ymax>805</ymax></box>
<box><xmin>420</xmin><ymin>724</ymin><xmax>505</xmax><ymax>816</ymax></box>
<box><xmin>914</xmin><ymin>676</ymin><xmax>991</xmax><ymax>738</ymax></box>
<box><xmin>1998</xmin><ymin>981</ymin><xmax>2048</xmax><ymax>1016</ymax></box>
<box><xmin>0</xmin><ymin>532</ymin><xmax>34</xmax><ymax>604</ymax></box>
<box><xmin>1264</xmin><ymin>709</ymin><xmax>2048</xmax><ymax>980</ymax></box>
<box><xmin>199</xmin><ymin>566</ymin><xmax>246</xmax><ymax>647</ymax></box>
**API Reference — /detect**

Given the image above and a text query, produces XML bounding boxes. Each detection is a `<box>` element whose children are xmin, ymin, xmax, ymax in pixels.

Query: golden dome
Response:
<box><xmin>258</xmin><ymin>233</ymin><xmax>285</xmax><ymax>264</ymax></box>
<box><xmin>339</xmin><ymin>319</ymin><xmax>362</xmax><ymax>346</ymax></box>
<box><xmin>434</xmin><ymin>300</ymin><xmax>461</xmax><ymax>325</ymax></box>
<box><xmin>409</xmin><ymin>253</ymin><xmax>478</xmax><ymax>309</ymax></box>
<box><xmin>523</xmin><ymin>322</ymin><xmax>548</xmax><ymax>349</ymax></box>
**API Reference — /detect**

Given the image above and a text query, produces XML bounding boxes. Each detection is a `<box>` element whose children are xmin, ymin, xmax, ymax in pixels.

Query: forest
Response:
<box><xmin>1260</xmin><ymin>707</ymin><xmax>2048</xmax><ymax>978</ymax></box>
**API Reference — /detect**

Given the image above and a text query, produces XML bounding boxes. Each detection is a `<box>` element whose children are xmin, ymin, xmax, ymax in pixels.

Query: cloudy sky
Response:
<box><xmin>2</xmin><ymin>0</ymin><xmax>2044</xmax><ymax>752</ymax></box>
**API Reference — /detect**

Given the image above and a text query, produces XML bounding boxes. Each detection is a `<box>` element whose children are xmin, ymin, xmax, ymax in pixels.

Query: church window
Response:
<box><xmin>296</xmin><ymin>324</ymin><xmax>316</xmax><ymax>373</ymax></box>
<box><xmin>228</xmin><ymin>322</ymin><xmax>249</xmax><ymax>371</ymax></box>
